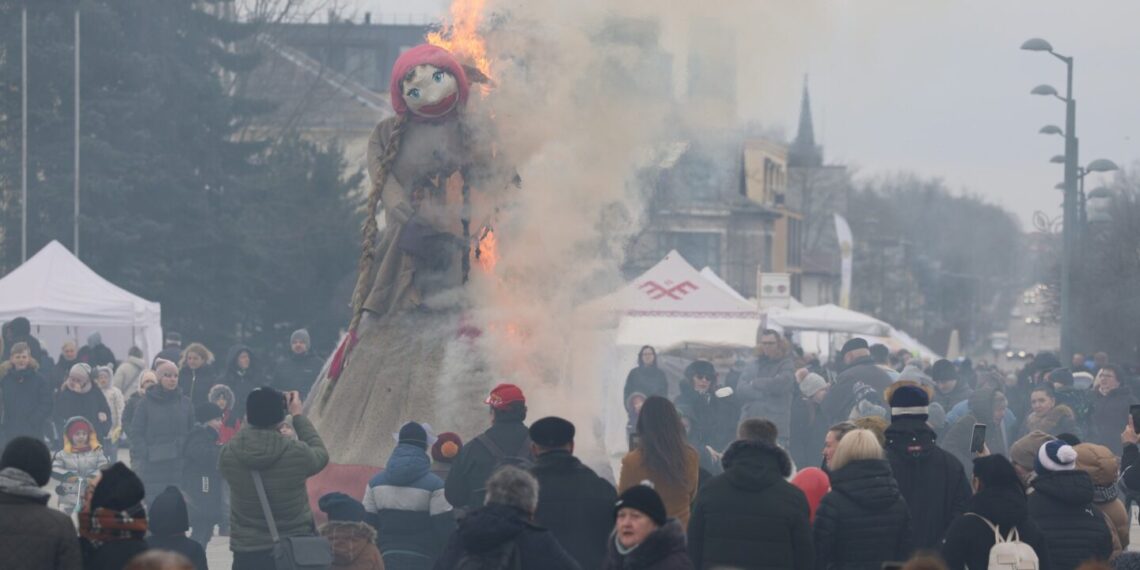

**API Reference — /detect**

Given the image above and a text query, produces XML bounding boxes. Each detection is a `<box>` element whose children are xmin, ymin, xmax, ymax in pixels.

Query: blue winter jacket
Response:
<box><xmin>362</xmin><ymin>443</ymin><xmax>455</xmax><ymax>560</ymax></box>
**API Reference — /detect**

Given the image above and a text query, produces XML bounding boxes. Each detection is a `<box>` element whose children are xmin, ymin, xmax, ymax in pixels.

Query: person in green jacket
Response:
<box><xmin>220</xmin><ymin>387</ymin><xmax>329</xmax><ymax>570</ymax></box>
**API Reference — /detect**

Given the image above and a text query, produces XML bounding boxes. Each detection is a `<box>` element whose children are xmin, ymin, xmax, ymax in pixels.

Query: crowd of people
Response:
<box><xmin>4</xmin><ymin>314</ymin><xmax>1140</xmax><ymax>569</ymax></box>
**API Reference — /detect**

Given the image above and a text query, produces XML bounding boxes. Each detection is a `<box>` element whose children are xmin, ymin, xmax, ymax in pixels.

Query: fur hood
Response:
<box><xmin>208</xmin><ymin>384</ymin><xmax>236</xmax><ymax>412</ymax></box>
<box><xmin>0</xmin><ymin>358</ymin><xmax>40</xmax><ymax>378</ymax></box>
<box><xmin>1075</xmin><ymin>442</ymin><xmax>1120</xmax><ymax>487</ymax></box>
<box><xmin>1025</xmin><ymin>404</ymin><xmax>1076</xmax><ymax>434</ymax></box>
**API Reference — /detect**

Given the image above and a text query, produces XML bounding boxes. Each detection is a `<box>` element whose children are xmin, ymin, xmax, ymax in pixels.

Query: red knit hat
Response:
<box><xmin>484</xmin><ymin>383</ymin><xmax>525</xmax><ymax>410</ymax></box>
<box><xmin>389</xmin><ymin>44</ymin><xmax>470</xmax><ymax>117</ymax></box>
<box><xmin>432</xmin><ymin>432</ymin><xmax>464</xmax><ymax>463</ymax></box>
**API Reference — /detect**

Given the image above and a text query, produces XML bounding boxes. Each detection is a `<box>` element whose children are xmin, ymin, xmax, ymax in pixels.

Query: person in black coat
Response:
<box><xmin>821</xmin><ymin>339</ymin><xmax>894</xmax><ymax>424</ymax></box>
<box><xmin>272</xmin><ymin>329</ymin><xmax>324</xmax><ymax>399</ymax></box>
<box><xmin>687</xmin><ymin>437</ymin><xmax>813</xmax><ymax>570</ymax></box>
<box><xmin>154</xmin><ymin>332</ymin><xmax>183</xmax><ymax>369</ymax></box>
<box><xmin>1088</xmin><ymin>365</ymin><xmax>1136</xmax><ymax>450</ymax></box>
<box><xmin>78</xmin><ymin>462</ymin><xmax>151</xmax><ymax>570</ymax></box>
<box><xmin>148</xmin><ymin>485</ymin><xmax>209</xmax><ymax>570</ymax></box>
<box><xmin>625</xmin><ymin>346</ymin><xmax>668</xmax><ymax>401</ymax></box>
<box><xmin>434</xmin><ymin>466</ymin><xmax>580</xmax><ymax>570</ymax></box>
<box><xmin>78</xmin><ymin>332</ymin><xmax>116</xmax><ymax>370</ymax></box>
<box><xmin>0</xmin><ymin>345</ymin><xmax>53</xmax><ymax>445</ymax></box>
<box><xmin>444</xmin><ymin>384</ymin><xmax>533</xmax><ymax>510</ymax></box>
<box><xmin>54</xmin><ymin>364</ymin><xmax>112</xmax><ymax>443</ymax></box>
<box><xmin>528</xmin><ymin>417</ymin><xmax>617</xmax><ymax>570</ymax></box>
<box><xmin>53</xmin><ymin>341</ymin><xmax>82</xmax><ymax>391</ymax></box>
<box><xmin>883</xmin><ymin>384</ymin><xmax>971</xmax><ymax>550</ymax></box>
<box><xmin>177</xmin><ymin>343</ymin><xmax>217</xmax><ymax>407</ymax></box>
<box><xmin>673</xmin><ymin>360</ymin><xmax>740</xmax><ymax>458</ymax></box>
<box><xmin>216</xmin><ymin>344</ymin><xmax>261</xmax><ymax>419</ymax></box>
<box><xmin>1027</xmin><ymin>440</ymin><xmax>1113</xmax><ymax>570</ymax></box>
<box><xmin>942</xmin><ymin>455</ymin><xmax>1052</xmax><ymax>570</ymax></box>
<box><xmin>814</xmin><ymin>429</ymin><xmax>911</xmax><ymax>570</ymax></box>
<box><xmin>183</xmin><ymin>403</ymin><xmax>224</xmax><ymax>547</ymax></box>
<box><xmin>604</xmin><ymin>484</ymin><xmax>693</xmax><ymax>570</ymax></box>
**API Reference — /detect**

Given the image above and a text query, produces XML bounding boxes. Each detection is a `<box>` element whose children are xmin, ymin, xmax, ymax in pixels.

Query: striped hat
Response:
<box><xmin>888</xmin><ymin>384</ymin><xmax>930</xmax><ymax>420</ymax></box>
<box><xmin>1035</xmin><ymin>440</ymin><xmax>1078</xmax><ymax>475</ymax></box>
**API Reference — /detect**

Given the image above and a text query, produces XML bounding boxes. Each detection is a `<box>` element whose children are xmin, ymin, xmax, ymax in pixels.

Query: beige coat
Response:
<box><xmin>1075</xmin><ymin>442</ymin><xmax>1129</xmax><ymax>549</ymax></box>
<box><xmin>618</xmin><ymin>447</ymin><xmax>700</xmax><ymax>527</ymax></box>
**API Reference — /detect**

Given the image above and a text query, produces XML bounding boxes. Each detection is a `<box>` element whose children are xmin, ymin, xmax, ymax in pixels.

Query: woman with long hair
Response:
<box><xmin>178</xmin><ymin>343</ymin><xmax>216</xmax><ymax>407</ymax></box>
<box><xmin>624</xmin><ymin>345</ymin><xmax>668</xmax><ymax>402</ymax></box>
<box><xmin>814</xmin><ymin>429</ymin><xmax>911</xmax><ymax>569</ymax></box>
<box><xmin>618</xmin><ymin>396</ymin><xmax>699</xmax><ymax>526</ymax></box>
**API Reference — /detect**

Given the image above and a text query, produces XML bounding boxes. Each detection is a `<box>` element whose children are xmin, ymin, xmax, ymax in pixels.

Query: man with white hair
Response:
<box><xmin>435</xmin><ymin>466</ymin><xmax>580</xmax><ymax>569</ymax></box>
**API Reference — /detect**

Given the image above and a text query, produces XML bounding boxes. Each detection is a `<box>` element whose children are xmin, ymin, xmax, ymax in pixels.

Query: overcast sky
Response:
<box><xmin>339</xmin><ymin>0</ymin><xmax>1140</xmax><ymax>226</ymax></box>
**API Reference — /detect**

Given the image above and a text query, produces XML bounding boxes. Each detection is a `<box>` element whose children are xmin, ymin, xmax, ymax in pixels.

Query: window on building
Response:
<box><xmin>787</xmin><ymin>218</ymin><xmax>802</xmax><ymax>268</ymax></box>
<box><xmin>661</xmin><ymin>232</ymin><xmax>721</xmax><ymax>273</ymax></box>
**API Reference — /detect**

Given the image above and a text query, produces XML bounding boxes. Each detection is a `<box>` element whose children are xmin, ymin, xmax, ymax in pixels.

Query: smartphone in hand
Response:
<box><xmin>970</xmin><ymin>423</ymin><xmax>987</xmax><ymax>454</ymax></box>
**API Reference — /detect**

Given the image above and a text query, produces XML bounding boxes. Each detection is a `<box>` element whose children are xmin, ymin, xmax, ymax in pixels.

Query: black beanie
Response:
<box><xmin>931</xmin><ymin>359</ymin><xmax>959</xmax><ymax>382</ymax></box>
<box><xmin>319</xmin><ymin>492</ymin><xmax>366</xmax><ymax>522</ymax></box>
<box><xmin>840</xmin><ymin>338</ymin><xmax>869</xmax><ymax>355</ymax></box>
<box><xmin>614</xmin><ymin>484</ymin><xmax>667</xmax><ymax>526</ymax></box>
<box><xmin>398</xmin><ymin>422</ymin><xmax>429</xmax><ymax>450</ymax></box>
<box><xmin>529</xmin><ymin>417</ymin><xmax>576</xmax><ymax>448</ymax></box>
<box><xmin>195</xmin><ymin>402</ymin><xmax>224</xmax><ymax>424</ymax></box>
<box><xmin>149</xmin><ymin>486</ymin><xmax>189</xmax><ymax>535</ymax></box>
<box><xmin>90</xmin><ymin>463</ymin><xmax>145</xmax><ymax>511</ymax></box>
<box><xmin>0</xmin><ymin>436</ymin><xmax>52</xmax><ymax>487</ymax></box>
<box><xmin>246</xmin><ymin>387</ymin><xmax>285</xmax><ymax>428</ymax></box>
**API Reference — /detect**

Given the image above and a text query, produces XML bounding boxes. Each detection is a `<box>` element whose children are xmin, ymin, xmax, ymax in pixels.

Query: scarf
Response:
<box><xmin>1093</xmin><ymin>482</ymin><xmax>1120</xmax><ymax>504</ymax></box>
<box><xmin>614</xmin><ymin>533</ymin><xmax>640</xmax><ymax>556</ymax></box>
<box><xmin>0</xmin><ymin>467</ymin><xmax>50</xmax><ymax>501</ymax></box>
<box><xmin>79</xmin><ymin>503</ymin><xmax>148</xmax><ymax>547</ymax></box>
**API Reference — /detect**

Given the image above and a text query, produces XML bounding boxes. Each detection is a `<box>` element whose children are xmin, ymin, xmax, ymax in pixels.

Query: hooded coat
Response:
<box><xmin>821</xmin><ymin>355</ymin><xmax>895</xmax><ymax>424</ymax></box>
<box><xmin>320</xmin><ymin>521</ymin><xmax>385</xmax><ymax>570</ymax></box>
<box><xmin>0</xmin><ymin>360</ymin><xmax>53</xmax><ymax>443</ymax></box>
<box><xmin>54</xmin><ymin>380</ymin><xmax>112</xmax><ymax>441</ymax></box>
<box><xmin>208</xmin><ymin>383</ymin><xmax>241</xmax><ymax>444</ymax></box>
<box><xmin>737</xmin><ymin>354</ymin><xmax>797</xmax><ymax>437</ymax></box>
<box><xmin>1027</xmin><ymin>470</ymin><xmax>1113</xmax><ymax>570</ymax></box>
<box><xmin>1023</xmin><ymin>404</ymin><xmax>1079</xmax><ymax>439</ymax></box>
<box><xmin>673</xmin><ymin>381</ymin><xmax>741</xmax><ymax>455</ymax></box>
<box><xmin>219</xmin><ymin>414</ymin><xmax>330</xmax><ymax>553</ymax></box>
<box><xmin>51</xmin><ymin>418</ymin><xmax>110</xmax><ymax>512</ymax></box>
<box><xmin>814</xmin><ymin>459</ymin><xmax>911</xmax><ymax>570</ymax></box>
<box><xmin>218</xmin><ymin>345</ymin><xmax>262</xmax><ymax>419</ymax></box>
<box><xmin>941</xmin><ymin>484</ymin><xmax>1051</xmax><ymax>570</ymax></box>
<box><xmin>687</xmin><ymin>439</ymin><xmax>813</xmax><ymax>570</ymax></box>
<box><xmin>111</xmin><ymin>356</ymin><xmax>146</xmax><ymax>402</ymax></box>
<box><xmin>531</xmin><ymin>449</ymin><xmax>618</xmax><ymax>570</ymax></box>
<box><xmin>433</xmin><ymin>503</ymin><xmax>580</xmax><ymax>570</ymax></box>
<box><xmin>884</xmin><ymin>417</ymin><xmax>971</xmax><ymax>549</ymax></box>
<box><xmin>1088</xmin><ymin>385</ymin><xmax>1136</xmax><ymax>450</ymax></box>
<box><xmin>1074</xmin><ymin>443</ymin><xmax>1129</xmax><ymax>550</ymax></box>
<box><xmin>625</xmin><ymin>347</ymin><xmax>669</xmax><ymax>402</ymax></box>
<box><xmin>602</xmin><ymin>520</ymin><xmax>693</xmax><ymax>570</ymax></box>
<box><xmin>129</xmin><ymin>385</ymin><xmax>193</xmax><ymax>495</ymax></box>
<box><xmin>148</xmin><ymin>487</ymin><xmax>209</xmax><ymax>570</ymax></box>
<box><xmin>0</xmin><ymin>467</ymin><xmax>83</xmax><ymax>570</ymax></box>
<box><xmin>362</xmin><ymin>442</ymin><xmax>453</xmax><ymax>564</ymax></box>
<box><xmin>273</xmin><ymin>347</ymin><xmax>325</xmax><ymax>399</ymax></box>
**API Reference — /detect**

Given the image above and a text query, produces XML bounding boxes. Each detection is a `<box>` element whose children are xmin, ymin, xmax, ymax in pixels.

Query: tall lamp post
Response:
<box><xmin>1022</xmin><ymin>37</ymin><xmax>1078</xmax><ymax>362</ymax></box>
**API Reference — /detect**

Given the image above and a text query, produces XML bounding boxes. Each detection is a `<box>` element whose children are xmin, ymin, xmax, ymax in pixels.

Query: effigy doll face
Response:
<box><xmin>402</xmin><ymin>64</ymin><xmax>460</xmax><ymax>119</ymax></box>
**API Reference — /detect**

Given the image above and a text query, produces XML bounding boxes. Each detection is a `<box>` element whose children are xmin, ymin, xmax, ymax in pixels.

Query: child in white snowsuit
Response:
<box><xmin>51</xmin><ymin>416</ymin><xmax>110</xmax><ymax>513</ymax></box>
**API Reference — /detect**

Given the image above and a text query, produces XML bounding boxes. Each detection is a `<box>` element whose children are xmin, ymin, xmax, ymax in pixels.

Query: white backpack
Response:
<box><xmin>967</xmin><ymin>513</ymin><xmax>1039</xmax><ymax>570</ymax></box>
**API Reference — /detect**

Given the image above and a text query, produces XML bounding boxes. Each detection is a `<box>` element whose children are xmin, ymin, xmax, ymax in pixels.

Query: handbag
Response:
<box><xmin>251</xmin><ymin>470</ymin><xmax>332</xmax><ymax>570</ymax></box>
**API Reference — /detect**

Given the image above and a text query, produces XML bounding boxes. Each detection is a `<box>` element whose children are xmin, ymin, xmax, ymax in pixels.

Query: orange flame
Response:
<box><xmin>476</xmin><ymin>227</ymin><xmax>498</xmax><ymax>272</ymax></box>
<box><xmin>426</xmin><ymin>0</ymin><xmax>492</xmax><ymax>80</ymax></box>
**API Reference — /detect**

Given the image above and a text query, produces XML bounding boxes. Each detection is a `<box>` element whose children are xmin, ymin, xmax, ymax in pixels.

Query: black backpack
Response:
<box><xmin>455</xmin><ymin>540</ymin><xmax>521</xmax><ymax>570</ymax></box>
<box><xmin>470</xmin><ymin>434</ymin><xmax>534</xmax><ymax>505</ymax></box>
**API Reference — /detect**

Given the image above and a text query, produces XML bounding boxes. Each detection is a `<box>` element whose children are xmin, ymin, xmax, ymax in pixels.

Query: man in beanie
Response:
<box><xmin>183</xmin><ymin>402</ymin><xmax>225</xmax><ymax>546</ymax></box>
<box><xmin>790</xmin><ymin>371</ymin><xmax>831</xmax><ymax>468</ymax></box>
<box><xmin>931</xmin><ymin>359</ymin><xmax>972</xmax><ymax>412</ymax></box>
<box><xmin>822</xmin><ymin>337</ymin><xmax>894</xmax><ymax>424</ymax></box>
<box><xmin>148</xmin><ymin>486</ymin><xmax>209</xmax><ymax>570</ymax></box>
<box><xmin>737</xmin><ymin>329</ymin><xmax>796</xmax><ymax>443</ymax></box>
<box><xmin>1028</xmin><ymin>440</ymin><xmax>1113</xmax><ymax>570</ymax></box>
<box><xmin>436</xmin><ymin>465</ymin><xmax>580</xmax><ymax>569</ymax></box>
<box><xmin>272</xmin><ymin>328</ymin><xmax>324</xmax><ymax>399</ymax></box>
<box><xmin>602</xmin><ymin>483</ymin><xmax>693</xmax><ymax>569</ymax></box>
<box><xmin>883</xmin><ymin>381</ymin><xmax>971</xmax><ymax>549</ymax></box>
<box><xmin>529</xmin><ymin>416</ymin><xmax>617</xmax><ymax>569</ymax></box>
<box><xmin>220</xmin><ymin>387</ymin><xmax>329</xmax><ymax>569</ymax></box>
<box><xmin>319</xmin><ymin>492</ymin><xmax>384</xmax><ymax>570</ymax></box>
<box><xmin>445</xmin><ymin>383</ymin><xmax>533</xmax><ymax>509</ymax></box>
<box><xmin>0</xmin><ymin>436</ymin><xmax>83</xmax><ymax>569</ymax></box>
<box><xmin>362</xmin><ymin>420</ymin><xmax>453</xmax><ymax>568</ymax></box>
<box><xmin>688</xmin><ymin>423</ymin><xmax>812</xmax><ymax>570</ymax></box>
<box><xmin>155</xmin><ymin>332</ymin><xmax>183</xmax><ymax>369</ymax></box>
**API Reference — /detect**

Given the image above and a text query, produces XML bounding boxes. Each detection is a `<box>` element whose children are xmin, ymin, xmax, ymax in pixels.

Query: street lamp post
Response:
<box><xmin>1023</xmin><ymin>37</ymin><xmax>1078</xmax><ymax>362</ymax></box>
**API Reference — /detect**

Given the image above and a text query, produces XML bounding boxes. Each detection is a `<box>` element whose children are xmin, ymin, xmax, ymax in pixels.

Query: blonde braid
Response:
<box><xmin>347</xmin><ymin>113</ymin><xmax>408</xmax><ymax>333</ymax></box>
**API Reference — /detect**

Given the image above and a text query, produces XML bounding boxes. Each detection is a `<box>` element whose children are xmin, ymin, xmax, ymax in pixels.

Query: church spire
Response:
<box><xmin>789</xmin><ymin>75</ymin><xmax>823</xmax><ymax>168</ymax></box>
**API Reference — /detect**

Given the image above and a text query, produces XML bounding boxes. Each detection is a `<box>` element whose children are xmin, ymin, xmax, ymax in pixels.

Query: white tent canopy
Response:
<box><xmin>581</xmin><ymin>251</ymin><xmax>761</xmax><ymax>350</ymax></box>
<box><xmin>769</xmin><ymin>303</ymin><xmax>892</xmax><ymax>337</ymax></box>
<box><xmin>0</xmin><ymin>241</ymin><xmax>163</xmax><ymax>363</ymax></box>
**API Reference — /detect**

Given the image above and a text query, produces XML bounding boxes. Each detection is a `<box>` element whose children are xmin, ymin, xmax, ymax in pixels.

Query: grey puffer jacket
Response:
<box><xmin>130</xmin><ymin>386</ymin><xmax>193</xmax><ymax>493</ymax></box>
<box><xmin>736</xmin><ymin>355</ymin><xmax>796</xmax><ymax>436</ymax></box>
<box><xmin>220</xmin><ymin>414</ymin><xmax>330</xmax><ymax>553</ymax></box>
